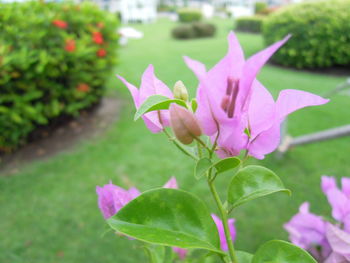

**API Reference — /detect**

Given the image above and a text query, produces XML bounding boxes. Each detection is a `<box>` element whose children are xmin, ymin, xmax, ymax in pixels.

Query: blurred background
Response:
<box><xmin>0</xmin><ymin>0</ymin><xmax>349</xmax><ymax>262</ymax></box>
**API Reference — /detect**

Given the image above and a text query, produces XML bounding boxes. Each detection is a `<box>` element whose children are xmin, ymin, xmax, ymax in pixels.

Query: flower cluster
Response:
<box><xmin>96</xmin><ymin>31</ymin><xmax>330</xmax><ymax>263</ymax></box>
<box><xmin>96</xmin><ymin>177</ymin><xmax>236</xmax><ymax>260</ymax></box>
<box><xmin>52</xmin><ymin>19</ymin><xmax>107</xmax><ymax>57</ymax></box>
<box><xmin>284</xmin><ymin>176</ymin><xmax>350</xmax><ymax>262</ymax></box>
<box><xmin>118</xmin><ymin>32</ymin><xmax>328</xmax><ymax>160</ymax></box>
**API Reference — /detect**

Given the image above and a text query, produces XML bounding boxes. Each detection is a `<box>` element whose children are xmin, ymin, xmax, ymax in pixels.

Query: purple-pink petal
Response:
<box><xmin>163</xmin><ymin>176</ymin><xmax>178</xmax><ymax>189</ymax></box>
<box><xmin>183</xmin><ymin>56</ymin><xmax>206</xmax><ymax>81</ymax></box>
<box><xmin>325</xmin><ymin>252</ymin><xmax>349</xmax><ymax>263</ymax></box>
<box><xmin>284</xmin><ymin>202</ymin><xmax>328</xmax><ymax>250</ymax></box>
<box><xmin>275</xmin><ymin>89</ymin><xmax>329</xmax><ymax>121</ymax></box>
<box><xmin>322</xmin><ymin>176</ymin><xmax>338</xmax><ymax>193</ymax></box>
<box><xmin>117</xmin><ymin>75</ymin><xmax>140</xmax><ymax>107</ymax></box>
<box><xmin>173</xmin><ymin>247</ymin><xmax>187</xmax><ymax>260</ymax></box>
<box><xmin>118</xmin><ymin>64</ymin><xmax>173</xmax><ymax>133</ymax></box>
<box><xmin>247</xmin><ymin>81</ymin><xmax>275</xmax><ymax>139</ymax></box>
<box><xmin>248</xmin><ymin>122</ymin><xmax>281</xmax><ymax>160</ymax></box>
<box><xmin>211</xmin><ymin>214</ymin><xmax>236</xmax><ymax>251</ymax></box>
<box><xmin>341</xmin><ymin>178</ymin><xmax>350</xmax><ymax>197</ymax></box>
<box><xmin>326</xmin><ymin>223</ymin><xmax>350</xmax><ymax>260</ymax></box>
<box><xmin>96</xmin><ymin>183</ymin><xmax>139</xmax><ymax>219</ymax></box>
<box><xmin>238</xmin><ymin>34</ymin><xmax>291</xmax><ymax>113</ymax></box>
<box><xmin>322</xmin><ymin>176</ymin><xmax>350</xmax><ymax>223</ymax></box>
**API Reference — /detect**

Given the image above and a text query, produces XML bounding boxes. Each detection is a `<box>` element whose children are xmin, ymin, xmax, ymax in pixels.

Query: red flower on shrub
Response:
<box><xmin>92</xmin><ymin>32</ymin><xmax>104</xmax><ymax>45</ymax></box>
<box><xmin>97</xmin><ymin>22</ymin><xmax>104</xmax><ymax>29</ymax></box>
<box><xmin>97</xmin><ymin>48</ymin><xmax>107</xmax><ymax>57</ymax></box>
<box><xmin>65</xmin><ymin>39</ymin><xmax>76</xmax><ymax>52</ymax></box>
<box><xmin>77</xmin><ymin>83</ymin><xmax>90</xmax><ymax>92</ymax></box>
<box><xmin>52</xmin><ymin>20</ymin><xmax>68</xmax><ymax>29</ymax></box>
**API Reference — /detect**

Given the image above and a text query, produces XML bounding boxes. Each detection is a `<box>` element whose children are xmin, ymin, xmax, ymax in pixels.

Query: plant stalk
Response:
<box><xmin>208</xmin><ymin>171</ymin><xmax>238</xmax><ymax>263</ymax></box>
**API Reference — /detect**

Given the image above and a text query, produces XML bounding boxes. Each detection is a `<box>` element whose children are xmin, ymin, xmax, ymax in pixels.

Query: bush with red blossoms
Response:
<box><xmin>285</xmin><ymin>176</ymin><xmax>350</xmax><ymax>262</ymax></box>
<box><xmin>0</xmin><ymin>1</ymin><xmax>119</xmax><ymax>150</ymax></box>
<box><xmin>97</xmin><ymin>32</ymin><xmax>329</xmax><ymax>263</ymax></box>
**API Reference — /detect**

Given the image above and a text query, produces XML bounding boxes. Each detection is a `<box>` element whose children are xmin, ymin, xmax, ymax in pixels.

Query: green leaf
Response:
<box><xmin>252</xmin><ymin>240</ymin><xmax>317</xmax><ymax>263</ymax></box>
<box><xmin>191</xmin><ymin>99</ymin><xmax>198</xmax><ymax>112</ymax></box>
<box><xmin>108</xmin><ymin>188</ymin><xmax>223</xmax><ymax>254</ymax></box>
<box><xmin>227</xmin><ymin>165</ymin><xmax>291</xmax><ymax>208</ymax></box>
<box><xmin>194</xmin><ymin>158</ymin><xmax>212</xmax><ymax>179</ymax></box>
<box><xmin>134</xmin><ymin>95</ymin><xmax>187</xmax><ymax>121</ymax></box>
<box><xmin>194</xmin><ymin>157</ymin><xmax>241</xmax><ymax>180</ymax></box>
<box><xmin>236</xmin><ymin>250</ymin><xmax>253</xmax><ymax>262</ymax></box>
<box><xmin>213</xmin><ymin>157</ymin><xmax>241</xmax><ymax>175</ymax></box>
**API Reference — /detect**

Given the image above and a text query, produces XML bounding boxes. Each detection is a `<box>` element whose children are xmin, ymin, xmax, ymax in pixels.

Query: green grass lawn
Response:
<box><xmin>1</xmin><ymin>18</ymin><xmax>349</xmax><ymax>263</ymax></box>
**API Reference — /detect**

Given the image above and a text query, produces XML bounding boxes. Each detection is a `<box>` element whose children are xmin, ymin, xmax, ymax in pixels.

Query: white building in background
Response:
<box><xmin>213</xmin><ymin>0</ymin><xmax>255</xmax><ymax>17</ymax></box>
<box><xmin>94</xmin><ymin>0</ymin><xmax>158</xmax><ymax>23</ymax></box>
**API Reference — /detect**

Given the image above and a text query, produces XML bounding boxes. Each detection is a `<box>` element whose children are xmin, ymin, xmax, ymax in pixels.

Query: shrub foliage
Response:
<box><xmin>263</xmin><ymin>0</ymin><xmax>350</xmax><ymax>68</ymax></box>
<box><xmin>177</xmin><ymin>9</ymin><xmax>202</xmax><ymax>23</ymax></box>
<box><xmin>235</xmin><ymin>16</ymin><xmax>265</xmax><ymax>33</ymax></box>
<box><xmin>0</xmin><ymin>1</ymin><xmax>119</xmax><ymax>151</ymax></box>
<box><xmin>254</xmin><ymin>2</ymin><xmax>268</xmax><ymax>14</ymax></box>
<box><xmin>172</xmin><ymin>22</ymin><xmax>216</xmax><ymax>39</ymax></box>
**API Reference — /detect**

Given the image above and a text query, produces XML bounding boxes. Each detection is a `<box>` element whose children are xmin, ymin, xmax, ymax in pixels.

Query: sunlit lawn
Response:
<box><xmin>1</xmin><ymin>18</ymin><xmax>349</xmax><ymax>263</ymax></box>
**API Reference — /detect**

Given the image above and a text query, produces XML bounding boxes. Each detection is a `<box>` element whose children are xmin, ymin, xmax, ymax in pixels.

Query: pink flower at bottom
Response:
<box><xmin>173</xmin><ymin>247</ymin><xmax>188</xmax><ymax>260</ymax></box>
<box><xmin>96</xmin><ymin>177</ymin><xmax>178</xmax><ymax>219</ymax></box>
<box><xmin>173</xmin><ymin>213</ymin><xmax>236</xmax><ymax>260</ymax></box>
<box><xmin>284</xmin><ymin>202</ymin><xmax>331</xmax><ymax>261</ymax></box>
<box><xmin>96</xmin><ymin>182</ymin><xmax>140</xmax><ymax>219</ymax></box>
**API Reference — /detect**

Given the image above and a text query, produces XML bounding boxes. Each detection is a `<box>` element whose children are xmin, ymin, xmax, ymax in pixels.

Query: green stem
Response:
<box><xmin>163</xmin><ymin>129</ymin><xmax>198</xmax><ymax>160</ymax></box>
<box><xmin>142</xmin><ymin>246</ymin><xmax>157</xmax><ymax>263</ymax></box>
<box><xmin>197</xmin><ymin>141</ymin><xmax>203</xmax><ymax>158</ymax></box>
<box><xmin>208</xmin><ymin>170</ymin><xmax>238</xmax><ymax>263</ymax></box>
<box><xmin>194</xmin><ymin>137</ymin><xmax>211</xmax><ymax>155</ymax></box>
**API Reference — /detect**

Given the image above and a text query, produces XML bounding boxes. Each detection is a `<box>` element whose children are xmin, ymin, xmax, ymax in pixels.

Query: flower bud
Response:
<box><xmin>173</xmin><ymin>81</ymin><xmax>189</xmax><ymax>101</ymax></box>
<box><xmin>169</xmin><ymin>104</ymin><xmax>202</xmax><ymax>145</ymax></box>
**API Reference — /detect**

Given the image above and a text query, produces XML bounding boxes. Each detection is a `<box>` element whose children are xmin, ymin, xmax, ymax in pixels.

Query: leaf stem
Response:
<box><xmin>163</xmin><ymin>129</ymin><xmax>198</xmax><ymax>160</ymax></box>
<box><xmin>207</xmin><ymin>169</ymin><xmax>238</xmax><ymax>263</ymax></box>
<box><xmin>194</xmin><ymin>137</ymin><xmax>212</xmax><ymax>155</ymax></box>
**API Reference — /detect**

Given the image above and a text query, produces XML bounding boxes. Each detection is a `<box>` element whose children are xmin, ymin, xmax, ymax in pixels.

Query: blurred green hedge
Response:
<box><xmin>177</xmin><ymin>9</ymin><xmax>202</xmax><ymax>23</ymax></box>
<box><xmin>235</xmin><ymin>16</ymin><xmax>265</xmax><ymax>33</ymax></box>
<box><xmin>0</xmin><ymin>1</ymin><xmax>119</xmax><ymax>151</ymax></box>
<box><xmin>263</xmin><ymin>0</ymin><xmax>350</xmax><ymax>68</ymax></box>
<box><xmin>172</xmin><ymin>22</ymin><xmax>216</xmax><ymax>39</ymax></box>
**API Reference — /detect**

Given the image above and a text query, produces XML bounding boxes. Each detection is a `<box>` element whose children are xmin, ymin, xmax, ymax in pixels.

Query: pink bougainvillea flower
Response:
<box><xmin>284</xmin><ymin>202</ymin><xmax>331</xmax><ymax>261</ymax></box>
<box><xmin>325</xmin><ymin>223</ymin><xmax>350</xmax><ymax>262</ymax></box>
<box><xmin>173</xmin><ymin>214</ymin><xmax>236</xmax><ymax>260</ymax></box>
<box><xmin>322</xmin><ymin>176</ymin><xmax>350</xmax><ymax>231</ymax></box>
<box><xmin>96</xmin><ymin>182</ymin><xmax>140</xmax><ymax>219</ymax></box>
<box><xmin>185</xmin><ymin>32</ymin><xmax>328</xmax><ymax>159</ymax></box>
<box><xmin>211</xmin><ymin>214</ymin><xmax>236</xmax><ymax>251</ymax></box>
<box><xmin>118</xmin><ymin>65</ymin><xmax>173</xmax><ymax>133</ymax></box>
<box><xmin>96</xmin><ymin>177</ymin><xmax>178</xmax><ymax>219</ymax></box>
